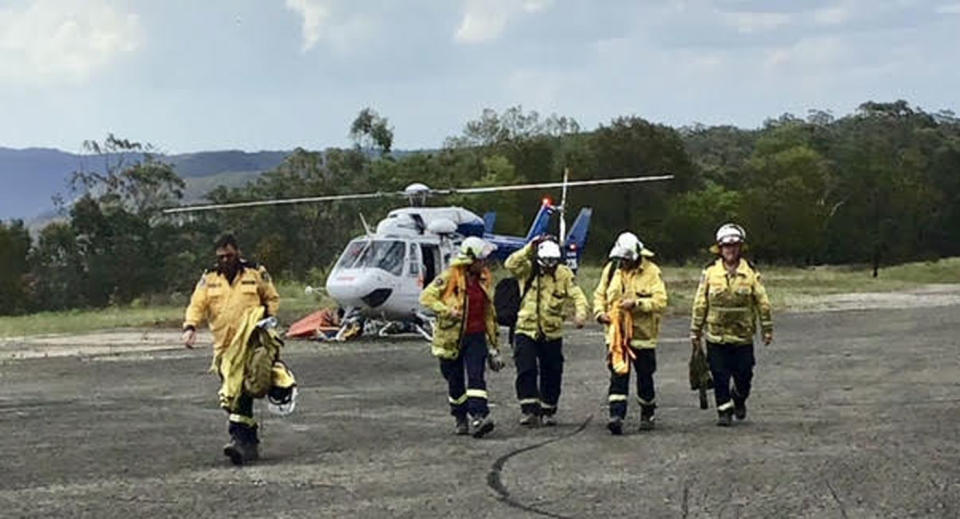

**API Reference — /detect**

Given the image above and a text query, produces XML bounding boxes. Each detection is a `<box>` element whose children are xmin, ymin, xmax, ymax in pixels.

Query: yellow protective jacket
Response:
<box><xmin>691</xmin><ymin>258</ymin><xmax>773</xmax><ymax>345</ymax></box>
<box><xmin>183</xmin><ymin>261</ymin><xmax>280</xmax><ymax>355</ymax></box>
<box><xmin>216</xmin><ymin>305</ymin><xmax>296</xmax><ymax>413</ymax></box>
<box><xmin>504</xmin><ymin>243</ymin><xmax>588</xmax><ymax>341</ymax></box>
<box><xmin>419</xmin><ymin>263</ymin><xmax>499</xmax><ymax>360</ymax></box>
<box><xmin>593</xmin><ymin>259</ymin><xmax>668</xmax><ymax>349</ymax></box>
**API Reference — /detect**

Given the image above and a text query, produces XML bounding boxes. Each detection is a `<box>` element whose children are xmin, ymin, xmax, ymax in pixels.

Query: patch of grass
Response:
<box><xmin>0</xmin><ymin>280</ymin><xmax>332</xmax><ymax>338</ymax></box>
<box><xmin>0</xmin><ymin>306</ymin><xmax>185</xmax><ymax>338</ymax></box>
<box><xmin>563</xmin><ymin>257</ymin><xmax>960</xmax><ymax>316</ymax></box>
<box><xmin>274</xmin><ymin>280</ymin><xmax>331</xmax><ymax>323</ymax></box>
<box><xmin>1</xmin><ymin>258</ymin><xmax>957</xmax><ymax>338</ymax></box>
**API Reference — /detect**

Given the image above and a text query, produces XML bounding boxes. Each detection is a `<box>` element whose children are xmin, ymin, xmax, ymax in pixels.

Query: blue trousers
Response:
<box><xmin>514</xmin><ymin>334</ymin><xmax>564</xmax><ymax>416</ymax></box>
<box><xmin>608</xmin><ymin>348</ymin><xmax>657</xmax><ymax>418</ymax></box>
<box><xmin>439</xmin><ymin>333</ymin><xmax>489</xmax><ymax>419</ymax></box>
<box><xmin>707</xmin><ymin>342</ymin><xmax>755</xmax><ymax>413</ymax></box>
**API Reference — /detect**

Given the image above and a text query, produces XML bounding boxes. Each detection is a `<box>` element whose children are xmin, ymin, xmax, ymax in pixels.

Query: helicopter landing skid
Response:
<box><xmin>371</xmin><ymin>318</ymin><xmax>433</xmax><ymax>341</ymax></box>
<box><xmin>326</xmin><ymin>314</ymin><xmax>434</xmax><ymax>342</ymax></box>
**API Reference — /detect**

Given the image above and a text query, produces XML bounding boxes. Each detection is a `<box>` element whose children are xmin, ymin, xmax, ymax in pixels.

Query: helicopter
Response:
<box><xmin>164</xmin><ymin>170</ymin><xmax>672</xmax><ymax>340</ymax></box>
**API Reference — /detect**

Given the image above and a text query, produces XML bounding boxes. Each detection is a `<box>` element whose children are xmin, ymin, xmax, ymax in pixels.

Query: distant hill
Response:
<box><xmin>168</xmin><ymin>150</ymin><xmax>290</xmax><ymax>178</ymax></box>
<box><xmin>0</xmin><ymin>148</ymin><xmax>290</xmax><ymax>220</ymax></box>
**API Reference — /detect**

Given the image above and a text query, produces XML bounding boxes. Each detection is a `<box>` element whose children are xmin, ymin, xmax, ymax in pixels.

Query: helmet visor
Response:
<box><xmin>717</xmin><ymin>234</ymin><xmax>743</xmax><ymax>245</ymax></box>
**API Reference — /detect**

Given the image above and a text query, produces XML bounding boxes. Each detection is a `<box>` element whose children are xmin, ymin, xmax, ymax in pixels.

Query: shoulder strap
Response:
<box><xmin>522</xmin><ymin>273</ymin><xmax>536</xmax><ymax>298</ymax></box>
<box><xmin>603</xmin><ymin>260</ymin><xmax>617</xmax><ymax>288</ymax></box>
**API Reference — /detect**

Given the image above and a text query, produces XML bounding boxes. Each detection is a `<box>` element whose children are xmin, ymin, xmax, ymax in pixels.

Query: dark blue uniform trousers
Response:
<box><xmin>439</xmin><ymin>333</ymin><xmax>490</xmax><ymax>419</ymax></box>
<box><xmin>513</xmin><ymin>334</ymin><xmax>564</xmax><ymax>416</ymax></box>
<box><xmin>707</xmin><ymin>342</ymin><xmax>755</xmax><ymax>414</ymax></box>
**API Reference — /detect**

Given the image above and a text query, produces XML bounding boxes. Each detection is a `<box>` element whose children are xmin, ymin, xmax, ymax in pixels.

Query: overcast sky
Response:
<box><xmin>1</xmin><ymin>0</ymin><xmax>957</xmax><ymax>153</ymax></box>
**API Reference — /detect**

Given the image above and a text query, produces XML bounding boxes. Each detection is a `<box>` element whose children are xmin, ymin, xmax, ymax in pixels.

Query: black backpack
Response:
<box><xmin>494</xmin><ymin>276</ymin><xmax>536</xmax><ymax>327</ymax></box>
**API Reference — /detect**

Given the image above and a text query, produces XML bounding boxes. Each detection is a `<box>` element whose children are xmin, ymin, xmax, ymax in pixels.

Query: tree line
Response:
<box><xmin>1</xmin><ymin>100</ymin><xmax>958</xmax><ymax>315</ymax></box>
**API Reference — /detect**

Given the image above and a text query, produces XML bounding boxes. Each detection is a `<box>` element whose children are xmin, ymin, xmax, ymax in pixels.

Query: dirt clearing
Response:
<box><xmin>1</xmin><ymin>294</ymin><xmax>958</xmax><ymax>517</ymax></box>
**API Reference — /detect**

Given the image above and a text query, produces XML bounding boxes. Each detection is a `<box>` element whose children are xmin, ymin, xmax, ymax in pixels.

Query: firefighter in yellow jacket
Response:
<box><xmin>182</xmin><ymin>234</ymin><xmax>280</xmax><ymax>463</ymax></box>
<box><xmin>691</xmin><ymin>223</ymin><xmax>773</xmax><ymax>427</ymax></box>
<box><xmin>593</xmin><ymin>232</ymin><xmax>667</xmax><ymax>434</ymax></box>
<box><xmin>504</xmin><ymin>236</ymin><xmax>588</xmax><ymax>427</ymax></box>
<box><xmin>420</xmin><ymin>237</ymin><xmax>504</xmax><ymax>438</ymax></box>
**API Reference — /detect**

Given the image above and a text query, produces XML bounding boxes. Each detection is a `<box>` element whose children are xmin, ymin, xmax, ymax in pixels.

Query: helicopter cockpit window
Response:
<box><xmin>334</xmin><ymin>240</ymin><xmax>406</xmax><ymax>276</ymax></box>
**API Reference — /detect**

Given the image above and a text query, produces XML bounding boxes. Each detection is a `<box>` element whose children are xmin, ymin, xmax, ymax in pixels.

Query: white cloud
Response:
<box><xmin>521</xmin><ymin>0</ymin><xmax>552</xmax><ymax>13</ymax></box>
<box><xmin>454</xmin><ymin>0</ymin><xmax>554</xmax><ymax>44</ymax></box>
<box><xmin>763</xmin><ymin>36</ymin><xmax>851</xmax><ymax>70</ymax></box>
<box><xmin>720</xmin><ymin>10</ymin><xmax>791</xmax><ymax>34</ymax></box>
<box><xmin>935</xmin><ymin>3</ymin><xmax>960</xmax><ymax>14</ymax></box>
<box><xmin>284</xmin><ymin>0</ymin><xmax>374</xmax><ymax>54</ymax></box>
<box><xmin>813</xmin><ymin>3</ymin><xmax>854</xmax><ymax>25</ymax></box>
<box><xmin>0</xmin><ymin>0</ymin><xmax>141</xmax><ymax>85</ymax></box>
<box><xmin>285</xmin><ymin>0</ymin><xmax>330</xmax><ymax>51</ymax></box>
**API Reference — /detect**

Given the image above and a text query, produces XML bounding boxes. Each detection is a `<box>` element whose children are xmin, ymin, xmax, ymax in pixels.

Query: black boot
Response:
<box><xmin>638</xmin><ymin>405</ymin><xmax>656</xmax><ymax>431</ymax></box>
<box><xmin>471</xmin><ymin>415</ymin><xmax>495</xmax><ymax>438</ymax></box>
<box><xmin>223</xmin><ymin>438</ymin><xmax>244</xmax><ymax>465</ymax></box>
<box><xmin>519</xmin><ymin>413</ymin><xmax>541</xmax><ymax>427</ymax></box>
<box><xmin>225</xmin><ymin>422</ymin><xmax>259</xmax><ymax>465</ymax></box>
<box><xmin>242</xmin><ymin>429</ymin><xmax>260</xmax><ymax>462</ymax></box>
<box><xmin>716</xmin><ymin>410</ymin><xmax>733</xmax><ymax>427</ymax></box>
<box><xmin>733</xmin><ymin>399</ymin><xmax>747</xmax><ymax>421</ymax></box>
<box><xmin>455</xmin><ymin>415</ymin><xmax>469</xmax><ymax>435</ymax></box>
<box><xmin>607</xmin><ymin>416</ymin><xmax>624</xmax><ymax>435</ymax></box>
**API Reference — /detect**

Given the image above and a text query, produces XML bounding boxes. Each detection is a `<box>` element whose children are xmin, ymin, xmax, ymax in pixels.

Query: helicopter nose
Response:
<box><xmin>326</xmin><ymin>270</ymin><xmax>392</xmax><ymax>309</ymax></box>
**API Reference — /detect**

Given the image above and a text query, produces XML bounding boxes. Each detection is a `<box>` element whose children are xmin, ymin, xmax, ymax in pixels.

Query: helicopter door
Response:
<box><xmin>407</xmin><ymin>243</ymin><xmax>422</xmax><ymax>286</ymax></box>
<box><xmin>420</xmin><ymin>244</ymin><xmax>440</xmax><ymax>285</ymax></box>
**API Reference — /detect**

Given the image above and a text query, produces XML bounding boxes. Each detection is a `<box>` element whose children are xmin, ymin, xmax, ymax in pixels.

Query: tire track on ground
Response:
<box><xmin>486</xmin><ymin>415</ymin><xmax>593</xmax><ymax>519</ymax></box>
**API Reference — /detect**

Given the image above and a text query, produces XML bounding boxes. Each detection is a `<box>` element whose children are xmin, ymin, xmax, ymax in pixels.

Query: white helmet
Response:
<box><xmin>608</xmin><ymin>232</ymin><xmax>653</xmax><ymax>261</ymax></box>
<box><xmin>267</xmin><ymin>386</ymin><xmax>298</xmax><ymax>416</ymax></box>
<box><xmin>267</xmin><ymin>361</ymin><xmax>297</xmax><ymax>416</ymax></box>
<box><xmin>715</xmin><ymin>223</ymin><xmax>746</xmax><ymax>245</ymax></box>
<box><xmin>536</xmin><ymin>239</ymin><xmax>563</xmax><ymax>268</ymax></box>
<box><xmin>457</xmin><ymin>236</ymin><xmax>496</xmax><ymax>262</ymax></box>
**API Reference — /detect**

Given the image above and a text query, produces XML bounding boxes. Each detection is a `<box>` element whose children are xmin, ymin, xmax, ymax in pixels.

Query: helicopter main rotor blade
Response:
<box><xmin>162</xmin><ymin>191</ymin><xmax>399</xmax><ymax>214</ymax></box>
<box><xmin>428</xmin><ymin>175</ymin><xmax>674</xmax><ymax>195</ymax></box>
<box><xmin>162</xmin><ymin>174</ymin><xmax>673</xmax><ymax>214</ymax></box>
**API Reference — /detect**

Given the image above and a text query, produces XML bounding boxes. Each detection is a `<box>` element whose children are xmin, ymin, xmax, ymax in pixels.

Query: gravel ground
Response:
<box><xmin>1</xmin><ymin>300</ymin><xmax>959</xmax><ymax>518</ymax></box>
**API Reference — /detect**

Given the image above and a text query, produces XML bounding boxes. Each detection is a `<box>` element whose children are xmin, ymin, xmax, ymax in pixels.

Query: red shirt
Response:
<box><xmin>464</xmin><ymin>277</ymin><xmax>487</xmax><ymax>334</ymax></box>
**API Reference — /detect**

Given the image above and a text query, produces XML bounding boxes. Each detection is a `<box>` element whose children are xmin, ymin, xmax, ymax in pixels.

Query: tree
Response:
<box><xmin>71</xmin><ymin>134</ymin><xmax>184</xmax><ymax>221</ymax></box>
<box><xmin>827</xmin><ymin>101</ymin><xmax>941</xmax><ymax>274</ymax></box>
<box><xmin>28</xmin><ymin>222</ymin><xmax>86</xmax><ymax>310</ymax></box>
<box><xmin>657</xmin><ymin>184</ymin><xmax>742</xmax><ymax>262</ymax></box>
<box><xmin>350</xmin><ymin>108</ymin><xmax>394</xmax><ymax>155</ymax></box>
<box><xmin>0</xmin><ymin>220</ymin><xmax>31</xmax><ymax>314</ymax></box>
<box><xmin>584</xmin><ymin>116</ymin><xmax>698</xmax><ymax>260</ymax></box>
<box><xmin>445</xmin><ymin>106</ymin><xmax>580</xmax><ymax>149</ymax></box>
<box><xmin>207</xmin><ymin>147</ymin><xmax>372</xmax><ymax>279</ymax></box>
<box><xmin>740</xmin><ymin>145</ymin><xmax>834</xmax><ymax>264</ymax></box>
<box><xmin>34</xmin><ymin>134</ymin><xmax>189</xmax><ymax>306</ymax></box>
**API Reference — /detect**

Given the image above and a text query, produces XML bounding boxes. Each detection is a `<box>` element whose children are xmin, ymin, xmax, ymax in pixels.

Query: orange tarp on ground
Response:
<box><xmin>286</xmin><ymin>309</ymin><xmax>340</xmax><ymax>339</ymax></box>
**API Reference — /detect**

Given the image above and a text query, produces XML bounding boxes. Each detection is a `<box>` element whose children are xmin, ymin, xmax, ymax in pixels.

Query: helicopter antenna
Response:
<box><xmin>359</xmin><ymin>212</ymin><xmax>373</xmax><ymax>235</ymax></box>
<box><xmin>559</xmin><ymin>167</ymin><xmax>570</xmax><ymax>245</ymax></box>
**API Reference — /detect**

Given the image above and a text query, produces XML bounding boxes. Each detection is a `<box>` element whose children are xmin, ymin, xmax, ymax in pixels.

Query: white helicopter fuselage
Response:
<box><xmin>324</xmin><ymin>207</ymin><xmax>481</xmax><ymax>320</ymax></box>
